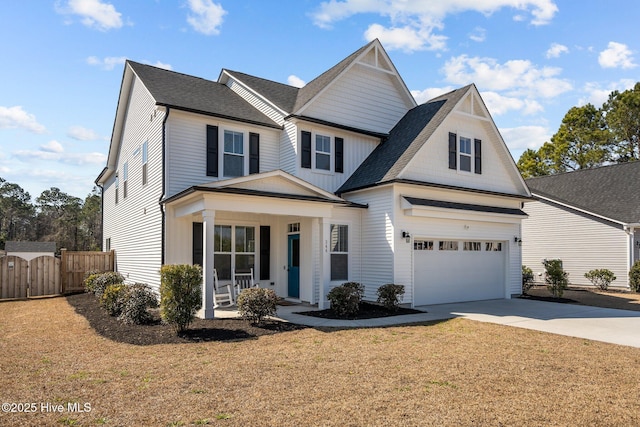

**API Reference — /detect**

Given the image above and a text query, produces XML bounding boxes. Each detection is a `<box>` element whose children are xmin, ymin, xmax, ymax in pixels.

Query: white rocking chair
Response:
<box><xmin>213</xmin><ymin>269</ymin><xmax>235</xmax><ymax>308</ymax></box>
<box><xmin>233</xmin><ymin>268</ymin><xmax>257</xmax><ymax>297</ymax></box>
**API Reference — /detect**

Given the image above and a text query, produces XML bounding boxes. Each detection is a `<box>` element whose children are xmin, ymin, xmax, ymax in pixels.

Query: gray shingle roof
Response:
<box><xmin>526</xmin><ymin>161</ymin><xmax>640</xmax><ymax>224</ymax></box>
<box><xmin>5</xmin><ymin>241</ymin><xmax>56</xmax><ymax>253</ymax></box>
<box><xmin>127</xmin><ymin>61</ymin><xmax>281</xmax><ymax>129</ymax></box>
<box><xmin>403</xmin><ymin>197</ymin><xmax>527</xmax><ymax>216</ymax></box>
<box><xmin>337</xmin><ymin>85</ymin><xmax>472</xmax><ymax>194</ymax></box>
<box><xmin>222</xmin><ymin>69</ymin><xmax>299</xmax><ymax>113</ymax></box>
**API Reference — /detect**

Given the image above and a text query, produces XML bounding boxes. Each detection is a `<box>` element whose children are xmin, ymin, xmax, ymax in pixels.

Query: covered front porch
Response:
<box><xmin>162</xmin><ymin>171</ymin><xmax>364</xmax><ymax>318</ymax></box>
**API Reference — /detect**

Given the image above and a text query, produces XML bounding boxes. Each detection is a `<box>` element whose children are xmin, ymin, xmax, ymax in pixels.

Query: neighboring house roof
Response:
<box><xmin>526</xmin><ymin>161</ymin><xmax>640</xmax><ymax>225</ymax></box>
<box><xmin>127</xmin><ymin>61</ymin><xmax>281</xmax><ymax>129</ymax></box>
<box><xmin>337</xmin><ymin>85</ymin><xmax>470</xmax><ymax>194</ymax></box>
<box><xmin>5</xmin><ymin>241</ymin><xmax>56</xmax><ymax>253</ymax></box>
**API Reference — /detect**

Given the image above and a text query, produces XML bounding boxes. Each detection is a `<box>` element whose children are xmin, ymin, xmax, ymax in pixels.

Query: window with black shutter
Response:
<box><xmin>206</xmin><ymin>125</ymin><xmax>219</xmax><ymax>177</ymax></box>
<box><xmin>335</xmin><ymin>137</ymin><xmax>344</xmax><ymax>173</ymax></box>
<box><xmin>474</xmin><ymin>138</ymin><xmax>482</xmax><ymax>174</ymax></box>
<box><xmin>249</xmin><ymin>132</ymin><xmax>260</xmax><ymax>174</ymax></box>
<box><xmin>301</xmin><ymin>131</ymin><xmax>312</xmax><ymax>168</ymax></box>
<box><xmin>448</xmin><ymin>132</ymin><xmax>457</xmax><ymax>170</ymax></box>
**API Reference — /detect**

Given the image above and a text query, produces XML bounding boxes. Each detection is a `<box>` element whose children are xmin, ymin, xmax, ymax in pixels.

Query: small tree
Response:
<box><xmin>160</xmin><ymin>264</ymin><xmax>202</xmax><ymax>333</ymax></box>
<box><xmin>376</xmin><ymin>284</ymin><xmax>405</xmax><ymax>311</ymax></box>
<box><xmin>629</xmin><ymin>261</ymin><xmax>640</xmax><ymax>292</ymax></box>
<box><xmin>543</xmin><ymin>259</ymin><xmax>569</xmax><ymax>298</ymax></box>
<box><xmin>521</xmin><ymin>265</ymin><xmax>535</xmax><ymax>295</ymax></box>
<box><xmin>584</xmin><ymin>269</ymin><xmax>617</xmax><ymax>291</ymax></box>
<box><xmin>237</xmin><ymin>288</ymin><xmax>278</xmax><ymax>324</ymax></box>
<box><xmin>327</xmin><ymin>282</ymin><xmax>364</xmax><ymax>318</ymax></box>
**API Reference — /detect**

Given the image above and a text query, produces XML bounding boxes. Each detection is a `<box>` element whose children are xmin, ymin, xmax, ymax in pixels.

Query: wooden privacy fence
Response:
<box><xmin>0</xmin><ymin>250</ymin><xmax>115</xmax><ymax>300</ymax></box>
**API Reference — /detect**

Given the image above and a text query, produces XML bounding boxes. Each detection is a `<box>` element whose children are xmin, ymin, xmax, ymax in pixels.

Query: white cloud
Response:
<box><xmin>86</xmin><ymin>56</ymin><xmax>127</xmax><ymax>70</ymax></box>
<box><xmin>287</xmin><ymin>75</ymin><xmax>306</xmax><ymax>88</ymax></box>
<box><xmin>469</xmin><ymin>27</ymin><xmax>486</xmax><ymax>43</ymax></box>
<box><xmin>311</xmin><ymin>0</ymin><xmax>558</xmax><ymax>51</ymax></box>
<box><xmin>598</xmin><ymin>42</ymin><xmax>636</xmax><ymax>69</ymax></box>
<box><xmin>442</xmin><ymin>54</ymin><xmax>572</xmax><ymax>98</ymax></box>
<box><xmin>579</xmin><ymin>79</ymin><xmax>637</xmax><ymax>107</ymax></box>
<box><xmin>68</xmin><ymin>125</ymin><xmax>101</xmax><ymax>141</ymax></box>
<box><xmin>411</xmin><ymin>87</ymin><xmax>455</xmax><ymax>104</ymax></box>
<box><xmin>41</xmin><ymin>140</ymin><xmax>64</xmax><ymax>153</ymax></box>
<box><xmin>58</xmin><ymin>0</ymin><xmax>123</xmax><ymax>31</ymax></box>
<box><xmin>481</xmin><ymin>91</ymin><xmax>543</xmax><ymax>115</ymax></box>
<box><xmin>186</xmin><ymin>0</ymin><xmax>226</xmax><ymax>35</ymax></box>
<box><xmin>0</xmin><ymin>106</ymin><xmax>46</xmax><ymax>134</ymax></box>
<box><xmin>146</xmin><ymin>61</ymin><xmax>173</xmax><ymax>70</ymax></box>
<box><xmin>546</xmin><ymin>43</ymin><xmax>568</xmax><ymax>58</ymax></box>
<box><xmin>500</xmin><ymin>125</ymin><xmax>551</xmax><ymax>152</ymax></box>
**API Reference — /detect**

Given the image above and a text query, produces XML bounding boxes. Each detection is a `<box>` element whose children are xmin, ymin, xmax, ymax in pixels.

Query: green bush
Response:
<box><xmin>91</xmin><ymin>272</ymin><xmax>125</xmax><ymax>299</ymax></box>
<box><xmin>118</xmin><ymin>283</ymin><xmax>158</xmax><ymax>325</ymax></box>
<box><xmin>160</xmin><ymin>264</ymin><xmax>203</xmax><ymax>333</ymax></box>
<box><xmin>237</xmin><ymin>288</ymin><xmax>278</xmax><ymax>324</ymax></box>
<box><xmin>522</xmin><ymin>265</ymin><xmax>535</xmax><ymax>295</ymax></box>
<box><xmin>629</xmin><ymin>261</ymin><xmax>640</xmax><ymax>292</ymax></box>
<box><xmin>376</xmin><ymin>284</ymin><xmax>405</xmax><ymax>311</ymax></box>
<box><xmin>84</xmin><ymin>273</ymin><xmax>101</xmax><ymax>294</ymax></box>
<box><xmin>100</xmin><ymin>283</ymin><xmax>129</xmax><ymax>316</ymax></box>
<box><xmin>543</xmin><ymin>259</ymin><xmax>569</xmax><ymax>298</ymax></box>
<box><xmin>584</xmin><ymin>269</ymin><xmax>617</xmax><ymax>291</ymax></box>
<box><xmin>327</xmin><ymin>282</ymin><xmax>365</xmax><ymax>318</ymax></box>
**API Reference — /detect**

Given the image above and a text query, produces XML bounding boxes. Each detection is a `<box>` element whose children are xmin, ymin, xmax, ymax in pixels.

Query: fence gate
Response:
<box><xmin>0</xmin><ymin>256</ymin><xmax>29</xmax><ymax>299</ymax></box>
<box><xmin>29</xmin><ymin>255</ymin><xmax>62</xmax><ymax>297</ymax></box>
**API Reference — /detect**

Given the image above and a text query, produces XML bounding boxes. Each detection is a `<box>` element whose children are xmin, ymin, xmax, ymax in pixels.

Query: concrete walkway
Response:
<box><xmin>215</xmin><ymin>299</ymin><xmax>640</xmax><ymax>348</ymax></box>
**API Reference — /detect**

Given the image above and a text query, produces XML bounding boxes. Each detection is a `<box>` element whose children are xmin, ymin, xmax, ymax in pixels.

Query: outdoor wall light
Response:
<box><xmin>402</xmin><ymin>231</ymin><xmax>411</xmax><ymax>243</ymax></box>
<box><xmin>514</xmin><ymin>236</ymin><xmax>523</xmax><ymax>246</ymax></box>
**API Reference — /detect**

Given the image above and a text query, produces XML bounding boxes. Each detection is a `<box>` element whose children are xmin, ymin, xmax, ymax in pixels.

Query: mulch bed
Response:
<box><xmin>294</xmin><ymin>301</ymin><xmax>423</xmax><ymax>320</ymax></box>
<box><xmin>66</xmin><ymin>292</ymin><xmax>307</xmax><ymax>346</ymax></box>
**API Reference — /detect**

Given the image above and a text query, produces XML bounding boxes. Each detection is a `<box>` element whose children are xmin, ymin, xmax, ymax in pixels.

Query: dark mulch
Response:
<box><xmin>519</xmin><ymin>294</ymin><xmax>577</xmax><ymax>304</ymax></box>
<box><xmin>295</xmin><ymin>301</ymin><xmax>423</xmax><ymax>320</ymax></box>
<box><xmin>66</xmin><ymin>292</ymin><xmax>307</xmax><ymax>346</ymax></box>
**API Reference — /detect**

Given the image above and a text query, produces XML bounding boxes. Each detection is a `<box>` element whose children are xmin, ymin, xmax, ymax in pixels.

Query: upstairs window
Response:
<box><xmin>459</xmin><ymin>137</ymin><xmax>472</xmax><ymax>172</ymax></box>
<box><xmin>449</xmin><ymin>132</ymin><xmax>482</xmax><ymax>174</ymax></box>
<box><xmin>315</xmin><ymin>134</ymin><xmax>331</xmax><ymax>171</ymax></box>
<box><xmin>223</xmin><ymin>130</ymin><xmax>244</xmax><ymax>177</ymax></box>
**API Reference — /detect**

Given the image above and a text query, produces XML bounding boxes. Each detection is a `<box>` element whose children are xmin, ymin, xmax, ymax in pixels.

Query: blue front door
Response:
<box><xmin>288</xmin><ymin>234</ymin><xmax>300</xmax><ymax>298</ymax></box>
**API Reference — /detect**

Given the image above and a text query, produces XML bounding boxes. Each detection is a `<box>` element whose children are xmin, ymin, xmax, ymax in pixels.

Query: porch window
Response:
<box><xmin>224</xmin><ymin>130</ymin><xmax>244</xmax><ymax>177</ymax></box>
<box><xmin>214</xmin><ymin>224</ymin><xmax>255</xmax><ymax>280</ymax></box>
<box><xmin>330</xmin><ymin>224</ymin><xmax>348</xmax><ymax>280</ymax></box>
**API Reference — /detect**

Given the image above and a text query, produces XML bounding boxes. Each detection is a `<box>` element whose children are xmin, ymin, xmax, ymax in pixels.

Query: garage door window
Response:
<box><xmin>439</xmin><ymin>241</ymin><xmax>458</xmax><ymax>251</ymax></box>
<box><xmin>485</xmin><ymin>242</ymin><xmax>502</xmax><ymax>251</ymax></box>
<box><xmin>464</xmin><ymin>241</ymin><xmax>481</xmax><ymax>251</ymax></box>
<box><xmin>414</xmin><ymin>240</ymin><xmax>433</xmax><ymax>250</ymax></box>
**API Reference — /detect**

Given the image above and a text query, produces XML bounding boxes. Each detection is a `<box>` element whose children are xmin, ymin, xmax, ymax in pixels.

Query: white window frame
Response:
<box><xmin>213</xmin><ymin>224</ymin><xmax>257</xmax><ymax>281</ymax></box>
<box><xmin>459</xmin><ymin>136</ymin><xmax>472</xmax><ymax>173</ymax></box>
<box><xmin>314</xmin><ymin>133</ymin><xmax>332</xmax><ymax>172</ymax></box>
<box><xmin>330</xmin><ymin>224</ymin><xmax>349</xmax><ymax>281</ymax></box>
<box><xmin>222</xmin><ymin>129</ymin><xmax>246</xmax><ymax>178</ymax></box>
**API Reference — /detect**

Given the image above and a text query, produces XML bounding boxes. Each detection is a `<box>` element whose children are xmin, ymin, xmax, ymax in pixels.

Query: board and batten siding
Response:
<box><xmin>522</xmin><ymin>199</ymin><xmax>629</xmax><ymax>288</ymax></box>
<box><xmin>301</xmin><ymin>63</ymin><xmax>410</xmax><ymax>135</ymax></box>
<box><xmin>102</xmin><ymin>75</ymin><xmax>164</xmax><ymax>290</ymax></box>
<box><xmin>344</xmin><ymin>186</ymin><xmax>395</xmax><ymax>301</ymax></box>
<box><xmin>165</xmin><ymin>110</ymin><xmax>281</xmax><ymax>197</ymax></box>
<box><xmin>400</xmin><ymin>112</ymin><xmax>526</xmax><ymax>196</ymax></box>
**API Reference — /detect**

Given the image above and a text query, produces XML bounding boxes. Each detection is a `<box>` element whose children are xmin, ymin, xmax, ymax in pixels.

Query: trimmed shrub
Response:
<box><xmin>160</xmin><ymin>264</ymin><xmax>202</xmax><ymax>333</ymax></box>
<box><xmin>118</xmin><ymin>283</ymin><xmax>158</xmax><ymax>325</ymax></box>
<box><xmin>100</xmin><ymin>283</ymin><xmax>128</xmax><ymax>316</ymax></box>
<box><xmin>376</xmin><ymin>284</ymin><xmax>405</xmax><ymax>311</ymax></box>
<box><xmin>91</xmin><ymin>272</ymin><xmax>125</xmax><ymax>299</ymax></box>
<box><xmin>522</xmin><ymin>265</ymin><xmax>535</xmax><ymax>295</ymax></box>
<box><xmin>630</xmin><ymin>261</ymin><xmax>640</xmax><ymax>292</ymax></box>
<box><xmin>543</xmin><ymin>259</ymin><xmax>569</xmax><ymax>298</ymax></box>
<box><xmin>327</xmin><ymin>282</ymin><xmax>365</xmax><ymax>318</ymax></box>
<box><xmin>237</xmin><ymin>288</ymin><xmax>278</xmax><ymax>324</ymax></box>
<box><xmin>84</xmin><ymin>273</ymin><xmax>101</xmax><ymax>294</ymax></box>
<box><xmin>584</xmin><ymin>269</ymin><xmax>617</xmax><ymax>291</ymax></box>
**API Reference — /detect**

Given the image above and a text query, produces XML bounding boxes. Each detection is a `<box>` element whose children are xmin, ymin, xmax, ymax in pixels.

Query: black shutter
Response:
<box><xmin>206</xmin><ymin>125</ymin><xmax>218</xmax><ymax>177</ymax></box>
<box><xmin>474</xmin><ymin>138</ymin><xmax>482</xmax><ymax>174</ymax></box>
<box><xmin>448</xmin><ymin>132</ymin><xmax>457</xmax><ymax>170</ymax></box>
<box><xmin>249</xmin><ymin>132</ymin><xmax>260</xmax><ymax>174</ymax></box>
<box><xmin>301</xmin><ymin>131</ymin><xmax>312</xmax><ymax>169</ymax></box>
<box><xmin>335</xmin><ymin>137</ymin><xmax>344</xmax><ymax>173</ymax></box>
<box><xmin>260</xmin><ymin>226</ymin><xmax>270</xmax><ymax>280</ymax></box>
<box><xmin>192</xmin><ymin>222</ymin><xmax>203</xmax><ymax>267</ymax></box>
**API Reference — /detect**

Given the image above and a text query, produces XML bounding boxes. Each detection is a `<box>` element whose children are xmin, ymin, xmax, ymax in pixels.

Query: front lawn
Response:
<box><xmin>1</xmin><ymin>296</ymin><xmax>639</xmax><ymax>426</ymax></box>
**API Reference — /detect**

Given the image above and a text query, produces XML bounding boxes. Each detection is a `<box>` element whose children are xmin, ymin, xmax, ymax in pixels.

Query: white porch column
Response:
<box><xmin>318</xmin><ymin>217</ymin><xmax>331</xmax><ymax>310</ymax></box>
<box><xmin>199</xmin><ymin>209</ymin><xmax>216</xmax><ymax>319</ymax></box>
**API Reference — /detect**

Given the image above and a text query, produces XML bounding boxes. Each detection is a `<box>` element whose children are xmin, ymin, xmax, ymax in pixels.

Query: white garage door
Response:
<box><xmin>413</xmin><ymin>239</ymin><xmax>505</xmax><ymax>306</ymax></box>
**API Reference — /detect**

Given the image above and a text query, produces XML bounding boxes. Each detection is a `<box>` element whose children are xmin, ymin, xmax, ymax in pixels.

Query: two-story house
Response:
<box><xmin>96</xmin><ymin>39</ymin><xmax>531</xmax><ymax>318</ymax></box>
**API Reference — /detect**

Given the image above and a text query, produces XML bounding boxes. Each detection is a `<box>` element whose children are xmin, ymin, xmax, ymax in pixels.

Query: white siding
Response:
<box><xmin>522</xmin><ymin>199</ymin><xmax>629</xmax><ymax>288</ymax></box>
<box><xmin>344</xmin><ymin>187</ymin><xmax>395</xmax><ymax>301</ymax></box>
<box><xmin>102</xmin><ymin>76</ymin><xmax>164</xmax><ymax>290</ymax></box>
<box><xmin>294</xmin><ymin>123</ymin><xmax>380</xmax><ymax>193</ymax></box>
<box><xmin>302</xmin><ymin>64</ymin><xmax>410</xmax><ymax>134</ymax></box>
<box><xmin>165</xmin><ymin>110</ymin><xmax>281</xmax><ymax>197</ymax></box>
<box><xmin>280</xmin><ymin>122</ymin><xmax>298</xmax><ymax>175</ymax></box>
<box><xmin>226</xmin><ymin>78</ymin><xmax>286</xmax><ymax>125</ymax></box>
<box><xmin>400</xmin><ymin>112</ymin><xmax>527</xmax><ymax>196</ymax></box>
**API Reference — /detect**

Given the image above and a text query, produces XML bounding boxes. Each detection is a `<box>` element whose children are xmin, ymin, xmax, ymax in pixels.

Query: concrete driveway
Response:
<box><xmin>419</xmin><ymin>298</ymin><xmax>640</xmax><ymax>348</ymax></box>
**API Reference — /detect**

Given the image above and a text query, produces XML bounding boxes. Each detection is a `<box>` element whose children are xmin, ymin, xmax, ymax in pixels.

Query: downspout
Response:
<box><xmin>624</xmin><ymin>224</ymin><xmax>639</xmax><ymax>289</ymax></box>
<box><xmin>159</xmin><ymin>106</ymin><xmax>170</xmax><ymax>265</ymax></box>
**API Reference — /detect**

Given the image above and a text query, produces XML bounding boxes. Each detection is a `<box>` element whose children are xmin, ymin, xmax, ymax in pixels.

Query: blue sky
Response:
<box><xmin>0</xmin><ymin>0</ymin><xmax>638</xmax><ymax>200</ymax></box>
